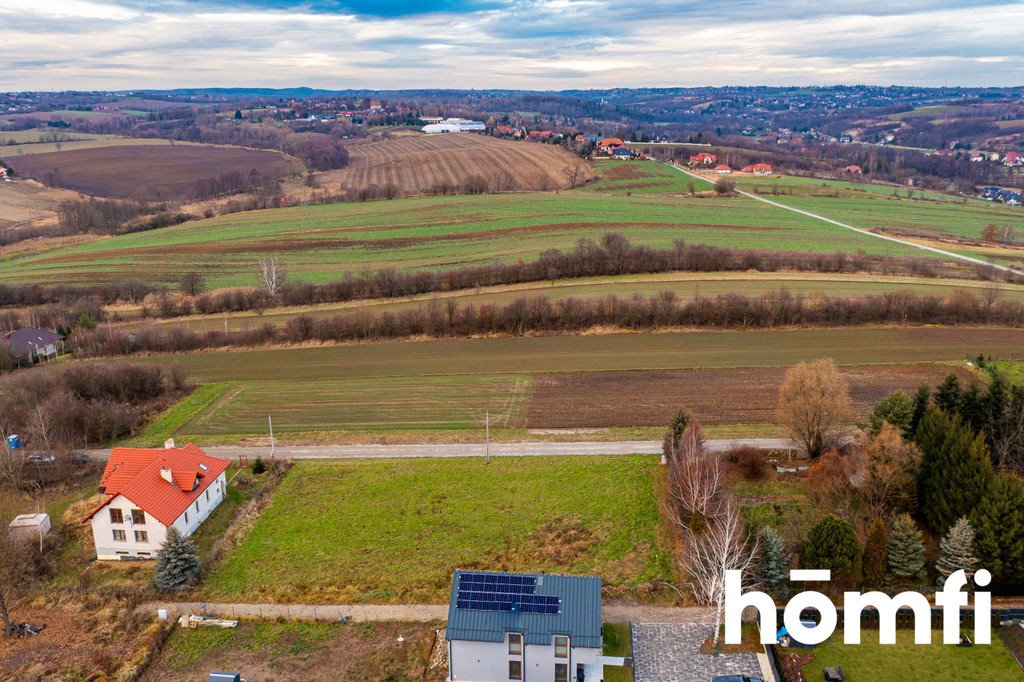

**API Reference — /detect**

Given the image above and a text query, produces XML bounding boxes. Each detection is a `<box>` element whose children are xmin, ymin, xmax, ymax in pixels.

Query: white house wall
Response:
<box><xmin>90</xmin><ymin>471</ymin><xmax>228</xmax><ymax>560</ymax></box>
<box><xmin>450</xmin><ymin>637</ymin><xmax>600</xmax><ymax>682</ymax></box>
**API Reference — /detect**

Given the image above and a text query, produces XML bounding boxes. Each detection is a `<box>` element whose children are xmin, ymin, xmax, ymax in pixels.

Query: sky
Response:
<box><xmin>1</xmin><ymin>0</ymin><xmax>1022</xmax><ymax>91</ymax></box>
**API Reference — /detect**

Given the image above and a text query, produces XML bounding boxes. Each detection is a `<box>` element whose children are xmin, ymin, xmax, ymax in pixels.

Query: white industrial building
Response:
<box><xmin>422</xmin><ymin>118</ymin><xmax>487</xmax><ymax>134</ymax></box>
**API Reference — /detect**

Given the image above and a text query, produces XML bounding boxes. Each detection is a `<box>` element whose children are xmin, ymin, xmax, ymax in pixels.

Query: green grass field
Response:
<box><xmin>202</xmin><ymin>456</ymin><xmax>671</xmax><ymax>603</ymax></box>
<box><xmin>1</xmin><ymin>169</ymin><xmax>936</xmax><ymax>287</ymax></box>
<box><xmin>728</xmin><ymin>173</ymin><xmax>1024</xmax><ymax>264</ymax></box>
<box><xmin>586</xmin><ymin>159</ymin><xmax>702</xmax><ymax>194</ymax></box>
<box><xmin>800</xmin><ymin>630</ymin><xmax>1022</xmax><ymax>681</ymax></box>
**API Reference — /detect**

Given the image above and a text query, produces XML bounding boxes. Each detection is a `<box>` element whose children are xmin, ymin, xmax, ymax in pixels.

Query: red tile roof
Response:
<box><xmin>85</xmin><ymin>444</ymin><xmax>230</xmax><ymax>527</ymax></box>
<box><xmin>598</xmin><ymin>137</ymin><xmax>624</xmax><ymax>148</ymax></box>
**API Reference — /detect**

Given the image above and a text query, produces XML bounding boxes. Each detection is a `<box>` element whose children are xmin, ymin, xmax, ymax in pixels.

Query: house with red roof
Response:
<box><xmin>83</xmin><ymin>441</ymin><xmax>231</xmax><ymax>560</ymax></box>
<box><xmin>714</xmin><ymin>164</ymin><xmax>732</xmax><ymax>174</ymax></box>
<box><xmin>597</xmin><ymin>137</ymin><xmax>625</xmax><ymax>150</ymax></box>
<box><xmin>751</xmin><ymin>163</ymin><xmax>774</xmax><ymax>176</ymax></box>
<box><xmin>844</xmin><ymin>165</ymin><xmax>863</xmax><ymax>174</ymax></box>
<box><xmin>689</xmin><ymin>152</ymin><xmax>717</xmax><ymax>166</ymax></box>
<box><xmin>1005</xmin><ymin>152</ymin><xmax>1022</xmax><ymax>167</ymax></box>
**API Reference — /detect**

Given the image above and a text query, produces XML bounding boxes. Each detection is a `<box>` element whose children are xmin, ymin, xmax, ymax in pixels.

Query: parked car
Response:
<box><xmin>25</xmin><ymin>454</ymin><xmax>56</xmax><ymax>464</ymax></box>
<box><xmin>208</xmin><ymin>673</ymin><xmax>243</xmax><ymax>682</ymax></box>
<box><xmin>713</xmin><ymin>677</ymin><xmax>764</xmax><ymax>682</ymax></box>
<box><xmin>71</xmin><ymin>452</ymin><xmax>92</xmax><ymax>464</ymax></box>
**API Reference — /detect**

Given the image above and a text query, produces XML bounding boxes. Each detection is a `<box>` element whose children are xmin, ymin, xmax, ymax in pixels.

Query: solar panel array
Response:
<box><xmin>456</xmin><ymin>573</ymin><xmax>561</xmax><ymax>615</ymax></box>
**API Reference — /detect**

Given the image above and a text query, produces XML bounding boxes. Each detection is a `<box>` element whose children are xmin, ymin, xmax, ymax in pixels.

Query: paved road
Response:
<box><xmin>88</xmin><ymin>437</ymin><xmax>799</xmax><ymax>461</ymax></box>
<box><xmin>144</xmin><ymin>601</ymin><xmax>713</xmax><ymax>625</ymax></box>
<box><xmin>669</xmin><ymin>163</ymin><xmax>1024</xmax><ymax>278</ymax></box>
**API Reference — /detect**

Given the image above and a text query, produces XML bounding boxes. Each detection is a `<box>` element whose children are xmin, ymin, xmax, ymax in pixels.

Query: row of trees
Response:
<box><xmin>69</xmin><ymin>290</ymin><xmax>1024</xmax><ymax>359</ymax></box>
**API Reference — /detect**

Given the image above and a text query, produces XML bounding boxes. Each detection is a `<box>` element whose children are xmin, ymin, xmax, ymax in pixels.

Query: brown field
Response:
<box><xmin>523</xmin><ymin>364</ymin><xmax>973</xmax><ymax>427</ymax></box>
<box><xmin>0</xmin><ymin>179</ymin><xmax>84</xmax><ymax>229</ymax></box>
<box><xmin>0</xmin><ymin>110</ymin><xmax>133</xmax><ymax>126</ymax></box>
<box><xmin>5</xmin><ymin>145</ymin><xmax>303</xmax><ymax>201</ymax></box>
<box><xmin>312</xmin><ymin>133</ymin><xmax>595</xmax><ymax>197</ymax></box>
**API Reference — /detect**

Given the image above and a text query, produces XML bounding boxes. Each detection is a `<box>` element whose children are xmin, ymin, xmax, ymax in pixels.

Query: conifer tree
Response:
<box><xmin>909</xmin><ymin>385</ymin><xmax>931</xmax><ymax>435</ymax></box>
<box><xmin>801</xmin><ymin>515</ymin><xmax>861</xmax><ymax>587</ymax></box>
<box><xmin>887</xmin><ymin>513</ymin><xmax>926</xmax><ymax>588</ymax></box>
<box><xmin>758</xmin><ymin>527</ymin><xmax>790</xmax><ymax>598</ymax></box>
<box><xmin>155</xmin><ymin>527</ymin><xmax>200</xmax><ymax>591</ymax></box>
<box><xmin>933</xmin><ymin>374</ymin><xmax>963</xmax><ymax>415</ymax></box>
<box><xmin>936</xmin><ymin>517</ymin><xmax>977</xmax><ymax>587</ymax></box>
<box><xmin>869</xmin><ymin>390</ymin><xmax>914</xmax><ymax>436</ymax></box>
<box><xmin>862</xmin><ymin>518</ymin><xmax>888</xmax><ymax>589</ymax></box>
<box><xmin>914</xmin><ymin>407</ymin><xmax>994</xmax><ymax>534</ymax></box>
<box><xmin>971</xmin><ymin>474</ymin><xmax>1024</xmax><ymax>589</ymax></box>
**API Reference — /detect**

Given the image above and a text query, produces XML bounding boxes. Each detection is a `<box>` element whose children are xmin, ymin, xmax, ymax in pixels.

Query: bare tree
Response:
<box><xmin>179</xmin><ymin>271</ymin><xmax>206</xmax><ymax>296</ymax></box>
<box><xmin>257</xmin><ymin>254</ymin><xmax>287</xmax><ymax>298</ymax></box>
<box><xmin>776</xmin><ymin>359</ymin><xmax>852</xmax><ymax>458</ymax></box>
<box><xmin>855</xmin><ymin>423</ymin><xmax>921</xmax><ymax>520</ymax></box>
<box><xmin>666</xmin><ymin>418</ymin><xmax>727</xmax><ymax>532</ymax></box>
<box><xmin>681</xmin><ymin>500</ymin><xmax>760</xmax><ymax>647</ymax></box>
<box><xmin>562</xmin><ymin>164</ymin><xmax>585</xmax><ymax>189</ymax></box>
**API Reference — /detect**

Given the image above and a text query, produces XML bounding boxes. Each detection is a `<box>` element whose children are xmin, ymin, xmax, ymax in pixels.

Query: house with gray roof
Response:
<box><xmin>446</xmin><ymin>569</ymin><xmax>610</xmax><ymax>682</ymax></box>
<box><xmin>2</xmin><ymin>327</ymin><xmax>64</xmax><ymax>364</ymax></box>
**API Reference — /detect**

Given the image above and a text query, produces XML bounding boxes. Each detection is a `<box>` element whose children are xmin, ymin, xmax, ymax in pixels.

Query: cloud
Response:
<box><xmin>0</xmin><ymin>0</ymin><xmax>1022</xmax><ymax>89</ymax></box>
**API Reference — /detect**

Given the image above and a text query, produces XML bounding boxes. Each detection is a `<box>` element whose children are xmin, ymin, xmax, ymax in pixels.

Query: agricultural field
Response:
<box><xmin>0</xmin><ymin>181</ymin><xmax>931</xmax><ymax>287</ymax></box>
<box><xmin>726</xmin><ymin>172</ymin><xmax>1024</xmax><ymax>265</ymax></box>
<box><xmin>142</xmin><ymin>621</ymin><xmax>445</xmax><ymax>682</ymax></box>
<box><xmin>0</xmin><ymin>132</ymin><xmax>187</xmax><ymax>156</ymax></box>
<box><xmin>112</xmin><ymin>271</ymin><xmax>1024</xmax><ymax>334</ymax></box>
<box><xmin>0</xmin><ymin>110</ymin><xmax>137</xmax><ymax>126</ymax></box>
<box><xmin>793</xmin><ymin>630</ymin><xmax>1023</xmax><ymax>682</ymax></box>
<box><xmin>586</xmin><ymin>159</ymin><xmax>700</xmax><ymax>194</ymax></box>
<box><xmin>202</xmin><ymin>456</ymin><xmax>671</xmax><ymax>603</ymax></box>
<box><xmin>314</xmin><ymin>133</ymin><xmax>594</xmax><ymax>197</ymax></box>
<box><xmin>125</xmin><ymin>327</ymin><xmax>1013</xmax><ymax>441</ymax></box>
<box><xmin>4</xmin><ymin>144</ymin><xmax>303</xmax><ymax>201</ymax></box>
<box><xmin>0</xmin><ymin>179</ymin><xmax>83</xmax><ymax>229</ymax></box>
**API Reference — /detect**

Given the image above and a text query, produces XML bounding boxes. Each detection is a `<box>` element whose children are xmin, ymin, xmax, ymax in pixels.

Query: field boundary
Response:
<box><xmin>669</xmin><ymin>163</ymin><xmax>1024</xmax><ymax>277</ymax></box>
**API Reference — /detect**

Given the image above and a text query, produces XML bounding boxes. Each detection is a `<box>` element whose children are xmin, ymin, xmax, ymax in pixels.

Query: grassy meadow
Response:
<box><xmin>202</xmin><ymin>456</ymin><xmax>672</xmax><ymax>603</ymax></box>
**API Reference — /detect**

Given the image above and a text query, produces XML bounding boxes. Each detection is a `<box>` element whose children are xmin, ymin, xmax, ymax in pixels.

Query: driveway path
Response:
<box><xmin>88</xmin><ymin>437</ymin><xmax>798</xmax><ymax>461</ymax></box>
<box><xmin>143</xmin><ymin>601</ymin><xmax>713</xmax><ymax>625</ymax></box>
<box><xmin>670</xmin><ymin>163</ymin><xmax>1024</xmax><ymax>277</ymax></box>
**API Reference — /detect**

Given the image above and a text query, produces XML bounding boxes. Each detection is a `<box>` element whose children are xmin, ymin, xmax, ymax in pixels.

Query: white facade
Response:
<box><xmin>422</xmin><ymin>118</ymin><xmax>487</xmax><ymax>134</ymax></box>
<box><xmin>90</xmin><ymin>471</ymin><xmax>227</xmax><ymax>560</ymax></box>
<box><xmin>449</xmin><ymin>632</ymin><xmax>602</xmax><ymax>682</ymax></box>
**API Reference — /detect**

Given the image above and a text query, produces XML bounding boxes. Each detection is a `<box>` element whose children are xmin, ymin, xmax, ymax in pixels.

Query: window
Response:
<box><xmin>206</xmin><ymin>490</ymin><xmax>210</xmax><ymax>502</ymax></box>
<box><xmin>508</xmin><ymin>633</ymin><xmax>523</xmax><ymax>656</ymax></box>
<box><xmin>508</xmin><ymin>660</ymin><xmax>522</xmax><ymax>680</ymax></box>
<box><xmin>131</xmin><ymin>509</ymin><xmax>146</xmax><ymax>525</ymax></box>
<box><xmin>554</xmin><ymin>636</ymin><xmax>569</xmax><ymax>658</ymax></box>
<box><xmin>555</xmin><ymin>663</ymin><xmax>568</xmax><ymax>682</ymax></box>
<box><xmin>112</xmin><ymin>529</ymin><xmax>126</xmax><ymax>542</ymax></box>
<box><xmin>184</xmin><ymin>512</ymin><xmax>189</xmax><ymax>524</ymax></box>
<box><xmin>109</xmin><ymin>508</ymin><xmax>123</xmax><ymax>524</ymax></box>
<box><xmin>195</xmin><ymin>500</ymin><xmax>200</xmax><ymax>513</ymax></box>
<box><xmin>135</xmin><ymin>530</ymin><xmax>148</xmax><ymax>543</ymax></box>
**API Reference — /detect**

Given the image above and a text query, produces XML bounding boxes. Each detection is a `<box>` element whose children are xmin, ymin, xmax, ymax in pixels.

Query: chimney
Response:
<box><xmin>160</xmin><ymin>468</ymin><xmax>174</xmax><ymax>484</ymax></box>
<box><xmin>164</xmin><ymin>438</ymin><xmax>176</xmax><ymax>449</ymax></box>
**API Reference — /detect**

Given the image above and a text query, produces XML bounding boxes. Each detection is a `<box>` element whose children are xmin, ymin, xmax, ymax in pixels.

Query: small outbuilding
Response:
<box><xmin>9</xmin><ymin>513</ymin><xmax>51</xmax><ymax>542</ymax></box>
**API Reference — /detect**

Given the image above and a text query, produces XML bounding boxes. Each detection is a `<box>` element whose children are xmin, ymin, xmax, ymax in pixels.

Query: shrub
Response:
<box><xmin>728</xmin><ymin>446</ymin><xmax>769</xmax><ymax>480</ymax></box>
<box><xmin>252</xmin><ymin>457</ymin><xmax>267</xmax><ymax>475</ymax></box>
<box><xmin>801</xmin><ymin>515</ymin><xmax>861</xmax><ymax>588</ymax></box>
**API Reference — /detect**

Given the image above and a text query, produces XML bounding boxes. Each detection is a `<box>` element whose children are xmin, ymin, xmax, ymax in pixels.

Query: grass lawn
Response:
<box><xmin>202</xmin><ymin>456</ymin><xmax>672</xmax><ymax>604</ymax></box>
<box><xmin>602</xmin><ymin>623</ymin><xmax>634</xmax><ymax>682</ymax></box>
<box><xmin>801</xmin><ymin>630</ymin><xmax>1023</xmax><ymax>681</ymax></box>
<box><xmin>730</xmin><ymin>473</ymin><xmax>823</xmax><ymax>549</ymax></box>
<box><xmin>142</xmin><ymin>620</ymin><xmax>444</xmax><ymax>681</ymax></box>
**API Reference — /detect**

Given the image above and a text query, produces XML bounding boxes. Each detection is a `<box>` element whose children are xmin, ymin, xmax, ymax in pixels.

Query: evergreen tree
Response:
<box><xmin>909</xmin><ymin>385</ymin><xmax>931</xmax><ymax>435</ymax></box>
<box><xmin>887</xmin><ymin>513</ymin><xmax>927</xmax><ymax>588</ymax></box>
<box><xmin>960</xmin><ymin>383</ymin><xmax>984</xmax><ymax>433</ymax></box>
<box><xmin>915</xmin><ymin>407</ymin><xmax>994</xmax><ymax>534</ymax></box>
<box><xmin>862</xmin><ymin>518</ymin><xmax>889</xmax><ymax>589</ymax></box>
<box><xmin>936</xmin><ymin>517</ymin><xmax>978</xmax><ymax>587</ymax></box>
<box><xmin>155</xmin><ymin>527</ymin><xmax>200</xmax><ymax>591</ymax></box>
<box><xmin>758</xmin><ymin>527</ymin><xmax>790</xmax><ymax>598</ymax></box>
<box><xmin>933</xmin><ymin>374</ymin><xmax>963</xmax><ymax>415</ymax></box>
<box><xmin>869</xmin><ymin>390</ymin><xmax>914</xmax><ymax>436</ymax></box>
<box><xmin>970</xmin><ymin>474</ymin><xmax>1024</xmax><ymax>590</ymax></box>
<box><xmin>801</xmin><ymin>516</ymin><xmax>861</xmax><ymax>587</ymax></box>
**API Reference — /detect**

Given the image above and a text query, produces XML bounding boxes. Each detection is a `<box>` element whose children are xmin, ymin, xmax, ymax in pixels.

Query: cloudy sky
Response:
<box><xmin>1</xmin><ymin>0</ymin><xmax>1022</xmax><ymax>91</ymax></box>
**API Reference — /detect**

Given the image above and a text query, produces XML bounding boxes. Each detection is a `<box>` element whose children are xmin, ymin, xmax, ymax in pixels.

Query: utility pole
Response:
<box><xmin>269</xmin><ymin>415</ymin><xmax>276</xmax><ymax>460</ymax></box>
<box><xmin>485</xmin><ymin>411</ymin><xmax>490</xmax><ymax>465</ymax></box>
